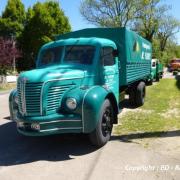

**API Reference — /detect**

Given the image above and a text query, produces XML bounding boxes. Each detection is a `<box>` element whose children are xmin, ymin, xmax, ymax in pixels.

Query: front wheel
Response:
<box><xmin>89</xmin><ymin>99</ymin><xmax>114</xmax><ymax>147</ymax></box>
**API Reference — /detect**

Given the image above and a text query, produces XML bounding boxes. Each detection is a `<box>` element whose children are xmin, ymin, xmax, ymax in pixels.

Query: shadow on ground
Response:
<box><xmin>1</xmin><ymin>121</ymin><xmax>180</xmax><ymax>167</ymax></box>
<box><xmin>0</xmin><ymin>121</ymin><xmax>97</xmax><ymax>166</ymax></box>
<box><xmin>111</xmin><ymin>130</ymin><xmax>180</xmax><ymax>143</ymax></box>
<box><xmin>120</xmin><ymin>99</ymin><xmax>137</xmax><ymax>109</ymax></box>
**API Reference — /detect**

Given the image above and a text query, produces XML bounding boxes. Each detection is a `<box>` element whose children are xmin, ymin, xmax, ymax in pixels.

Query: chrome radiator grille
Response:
<box><xmin>17</xmin><ymin>81</ymin><xmax>42</xmax><ymax>116</ymax></box>
<box><xmin>47</xmin><ymin>84</ymin><xmax>74</xmax><ymax>114</ymax></box>
<box><xmin>17</xmin><ymin>80</ymin><xmax>74</xmax><ymax>116</ymax></box>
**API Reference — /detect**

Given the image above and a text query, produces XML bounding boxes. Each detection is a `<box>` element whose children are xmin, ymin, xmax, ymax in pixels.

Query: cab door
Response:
<box><xmin>151</xmin><ymin>59</ymin><xmax>157</xmax><ymax>79</ymax></box>
<box><xmin>100</xmin><ymin>46</ymin><xmax>119</xmax><ymax>101</ymax></box>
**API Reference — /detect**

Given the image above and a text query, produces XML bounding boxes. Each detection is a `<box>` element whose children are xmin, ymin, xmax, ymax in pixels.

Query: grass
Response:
<box><xmin>113</xmin><ymin>79</ymin><xmax>180</xmax><ymax>136</ymax></box>
<box><xmin>0</xmin><ymin>83</ymin><xmax>16</xmax><ymax>92</ymax></box>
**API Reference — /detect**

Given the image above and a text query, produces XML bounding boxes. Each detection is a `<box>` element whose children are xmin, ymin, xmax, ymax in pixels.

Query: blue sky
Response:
<box><xmin>0</xmin><ymin>0</ymin><xmax>180</xmax><ymax>44</ymax></box>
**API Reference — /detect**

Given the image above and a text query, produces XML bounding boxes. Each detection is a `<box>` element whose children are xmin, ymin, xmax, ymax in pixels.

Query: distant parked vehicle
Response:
<box><xmin>168</xmin><ymin>59</ymin><xmax>180</xmax><ymax>73</ymax></box>
<box><xmin>150</xmin><ymin>59</ymin><xmax>163</xmax><ymax>83</ymax></box>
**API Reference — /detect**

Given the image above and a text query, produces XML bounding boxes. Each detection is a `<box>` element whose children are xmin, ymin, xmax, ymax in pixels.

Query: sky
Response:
<box><xmin>0</xmin><ymin>0</ymin><xmax>180</xmax><ymax>44</ymax></box>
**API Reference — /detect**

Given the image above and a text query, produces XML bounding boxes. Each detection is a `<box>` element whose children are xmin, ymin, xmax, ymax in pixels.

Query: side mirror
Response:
<box><xmin>113</xmin><ymin>49</ymin><xmax>118</xmax><ymax>57</ymax></box>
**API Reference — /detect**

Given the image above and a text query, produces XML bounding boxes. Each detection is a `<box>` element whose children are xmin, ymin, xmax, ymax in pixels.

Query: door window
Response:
<box><xmin>101</xmin><ymin>47</ymin><xmax>115</xmax><ymax>66</ymax></box>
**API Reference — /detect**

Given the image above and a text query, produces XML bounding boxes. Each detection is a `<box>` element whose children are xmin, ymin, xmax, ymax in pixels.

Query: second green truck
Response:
<box><xmin>150</xmin><ymin>58</ymin><xmax>163</xmax><ymax>83</ymax></box>
<box><xmin>9</xmin><ymin>27</ymin><xmax>152</xmax><ymax>147</ymax></box>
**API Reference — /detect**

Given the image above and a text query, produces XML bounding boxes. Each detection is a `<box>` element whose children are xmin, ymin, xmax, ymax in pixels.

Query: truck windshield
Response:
<box><xmin>64</xmin><ymin>45</ymin><xmax>95</xmax><ymax>65</ymax></box>
<box><xmin>39</xmin><ymin>47</ymin><xmax>63</xmax><ymax>67</ymax></box>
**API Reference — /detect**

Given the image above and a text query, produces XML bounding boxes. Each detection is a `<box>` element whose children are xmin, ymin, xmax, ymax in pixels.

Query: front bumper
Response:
<box><xmin>16</xmin><ymin>113</ymin><xmax>83</xmax><ymax>136</ymax></box>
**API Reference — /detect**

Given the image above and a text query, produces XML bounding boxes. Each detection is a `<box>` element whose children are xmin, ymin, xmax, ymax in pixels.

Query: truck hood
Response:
<box><xmin>18</xmin><ymin>65</ymin><xmax>85</xmax><ymax>84</ymax></box>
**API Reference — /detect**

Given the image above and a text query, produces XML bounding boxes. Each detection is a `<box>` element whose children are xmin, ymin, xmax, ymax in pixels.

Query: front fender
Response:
<box><xmin>82</xmin><ymin>86</ymin><xmax>109</xmax><ymax>133</ymax></box>
<box><xmin>61</xmin><ymin>86</ymin><xmax>115</xmax><ymax>133</ymax></box>
<box><xmin>9</xmin><ymin>89</ymin><xmax>18</xmax><ymax>121</ymax></box>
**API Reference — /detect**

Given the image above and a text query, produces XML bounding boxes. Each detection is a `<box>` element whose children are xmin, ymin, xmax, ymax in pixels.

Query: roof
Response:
<box><xmin>41</xmin><ymin>37</ymin><xmax>116</xmax><ymax>50</ymax></box>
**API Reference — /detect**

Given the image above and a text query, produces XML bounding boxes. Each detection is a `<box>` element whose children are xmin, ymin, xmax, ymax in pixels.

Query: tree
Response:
<box><xmin>18</xmin><ymin>1</ymin><xmax>71</xmax><ymax>70</ymax></box>
<box><xmin>80</xmin><ymin>0</ymin><xmax>170</xmax><ymax>42</ymax></box>
<box><xmin>80</xmin><ymin>0</ymin><xmax>137</xmax><ymax>27</ymax></box>
<box><xmin>0</xmin><ymin>0</ymin><xmax>26</xmax><ymax>38</ymax></box>
<box><xmin>133</xmin><ymin>0</ymin><xmax>169</xmax><ymax>42</ymax></box>
<box><xmin>0</xmin><ymin>37</ymin><xmax>21</xmax><ymax>75</ymax></box>
<box><xmin>157</xmin><ymin>15</ymin><xmax>180</xmax><ymax>52</ymax></box>
<box><xmin>152</xmin><ymin>37</ymin><xmax>180</xmax><ymax>65</ymax></box>
<box><xmin>80</xmin><ymin>0</ymin><xmax>180</xmax><ymax>66</ymax></box>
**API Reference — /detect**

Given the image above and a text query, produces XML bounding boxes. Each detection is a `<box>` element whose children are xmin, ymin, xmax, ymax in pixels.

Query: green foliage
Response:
<box><xmin>157</xmin><ymin>15</ymin><xmax>180</xmax><ymax>52</ymax></box>
<box><xmin>2</xmin><ymin>0</ymin><xmax>26</xmax><ymax>23</ymax></box>
<box><xmin>0</xmin><ymin>0</ymin><xmax>71</xmax><ymax>71</ymax></box>
<box><xmin>80</xmin><ymin>0</ymin><xmax>136</xmax><ymax>27</ymax></box>
<box><xmin>0</xmin><ymin>18</ymin><xmax>23</xmax><ymax>38</ymax></box>
<box><xmin>174</xmin><ymin>45</ymin><xmax>180</xmax><ymax>58</ymax></box>
<box><xmin>0</xmin><ymin>0</ymin><xmax>25</xmax><ymax>37</ymax></box>
<box><xmin>133</xmin><ymin>0</ymin><xmax>165</xmax><ymax>42</ymax></box>
<box><xmin>80</xmin><ymin>0</ymin><xmax>180</xmax><ymax>66</ymax></box>
<box><xmin>18</xmin><ymin>1</ymin><xmax>71</xmax><ymax>70</ymax></box>
<box><xmin>153</xmin><ymin>38</ymin><xmax>180</xmax><ymax>65</ymax></box>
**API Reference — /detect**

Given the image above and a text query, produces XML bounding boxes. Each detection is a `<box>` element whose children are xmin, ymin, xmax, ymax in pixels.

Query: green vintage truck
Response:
<box><xmin>9</xmin><ymin>28</ymin><xmax>151</xmax><ymax>147</ymax></box>
<box><xmin>150</xmin><ymin>58</ymin><xmax>163</xmax><ymax>83</ymax></box>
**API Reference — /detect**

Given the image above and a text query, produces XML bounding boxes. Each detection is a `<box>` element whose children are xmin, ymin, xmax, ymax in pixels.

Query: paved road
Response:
<box><xmin>0</xmin><ymin>93</ymin><xmax>180</xmax><ymax>180</ymax></box>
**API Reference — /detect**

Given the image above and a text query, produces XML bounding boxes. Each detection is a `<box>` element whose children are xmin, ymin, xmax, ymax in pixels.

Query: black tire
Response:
<box><xmin>129</xmin><ymin>87</ymin><xmax>136</xmax><ymax>105</ymax></box>
<box><xmin>156</xmin><ymin>74</ymin><xmax>160</xmax><ymax>82</ymax></box>
<box><xmin>173</xmin><ymin>71</ymin><xmax>178</xmax><ymax>76</ymax></box>
<box><xmin>135</xmin><ymin>82</ymin><xmax>146</xmax><ymax>106</ymax></box>
<box><xmin>147</xmin><ymin>79</ymin><xmax>153</xmax><ymax>86</ymax></box>
<box><xmin>89</xmin><ymin>99</ymin><xmax>114</xmax><ymax>147</ymax></box>
<box><xmin>160</xmin><ymin>73</ymin><xmax>163</xmax><ymax>79</ymax></box>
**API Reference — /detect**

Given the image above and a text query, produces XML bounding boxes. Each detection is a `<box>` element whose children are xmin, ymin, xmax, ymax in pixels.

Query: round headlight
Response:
<box><xmin>66</xmin><ymin>98</ymin><xmax>77</xmax><ymax>110</ymax></box>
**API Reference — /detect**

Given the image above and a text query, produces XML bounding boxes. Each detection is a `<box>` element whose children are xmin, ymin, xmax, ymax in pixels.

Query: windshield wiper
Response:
<box><xmin>65</xmin><ymin>40</ymin><xmax>80</xmax><ymax>58</ymax></box>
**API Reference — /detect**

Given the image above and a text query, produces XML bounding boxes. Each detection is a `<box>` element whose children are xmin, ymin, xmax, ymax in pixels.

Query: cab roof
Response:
<box><xmin>41</xmin><ymin>37</ymin><xmax>116</xmax><ymax>50</ymax></box>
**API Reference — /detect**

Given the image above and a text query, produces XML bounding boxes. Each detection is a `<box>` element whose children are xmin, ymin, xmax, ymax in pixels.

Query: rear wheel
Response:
<box><xmin>147</xmin><ymin>79</ymin><xmax>153</xmax><ymax>86</ymax></box>
<box><xmin>89</xmin><ymin>99</ymin><xmax>114</xmax><ymax>147</ymax></box>
<box><xmin>129</xmin><ymin>87</ymin><xmax>136</xmax><ymax>105</ymax></box>
<box><xmin>135</xmin><ymin>82</ymin><xmax>146</xmax><ymax>106</ymax></box>
<box><xmin>156</xmin><ymin>74</ymin><xmax>160</xmax><ymax>82</ymax></box>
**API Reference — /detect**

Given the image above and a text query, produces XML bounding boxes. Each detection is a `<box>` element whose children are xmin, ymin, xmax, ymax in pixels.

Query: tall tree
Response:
<box><xmin>80</xmin><ymin>0</ymin><xmax>137</xmax><ymax>27</ymax></box>
<box><xmin>80</xmin><ymin>0</ymin><xmax>170</xmax><ymax>42</ymax></box>
<box><xmin>0</xmin><ymin>0</ymin><xmax>26</xmax><ymax>37</ymax></box>
<box><xmin>157</xmin><ymin>15</ymin><xmax>180</xmax><ymax>52</ymax></box>
<box><xmin>133</xmin><ymin>0</ymin><xmax>169</xmax><ymax>42</ymax></box>
<box><xmin>18</xmin><ymin>1</ymin><xmax>71</xmax><ymax>70</ymax></box>
<box><xmin>2</xmin><ymin>0</ymin><xmax>26</xmax><ymax>23</ymax></box>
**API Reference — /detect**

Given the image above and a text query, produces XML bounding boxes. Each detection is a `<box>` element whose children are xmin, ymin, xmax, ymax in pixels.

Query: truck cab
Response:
<box><xmin>151</xmin><ymin>58</ymin><xmax>163</xmax><ymax>82</ymax></box>
<box><xmin>168</xmin><ymin>59</ymin><xmax>180</xmax><ymax>73</ymax></box>
<box><xmin>9</xmin><ymin>37</ymin><xmax>119</xmax><ymax>146</ymax></box>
